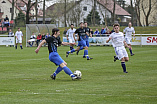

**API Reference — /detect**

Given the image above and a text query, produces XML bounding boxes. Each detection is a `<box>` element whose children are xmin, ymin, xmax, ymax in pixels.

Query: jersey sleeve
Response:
<box><xmin>75</xmin><ymin>29</ymin><xmax>79</xmax><ymax>34</ymax></box>
<box><xmin>57</xmin><ymin>36</ymin><xmax>62</xmax><ymax>46</ymax></box>
<box><xmin>15</xmin><ymin>31</ymin><xmax>17</xmax><ymax>36</ymax></box>
<box><xmin>45</xmin><ymin>37</ymin><xmax>51</xmax><ymax>43</ymax></box>
<box><xmin>123</xmin><ymin>28</ymin><xmax>126</xmax><ymax>33</ymax></box>
<box><xmin>132</xmin><ymin>27</ymin><xmax>135</xmax><ymax>33</ymax></box>
<box><xmin>109</xmin><ymin>33</ymin><xmax>113</xmax><ymax>39</ymax></box>
<box><xmin>66</xmin><ymin>29</ymin><xmax>69</xmax><ymax>36</ymax></box>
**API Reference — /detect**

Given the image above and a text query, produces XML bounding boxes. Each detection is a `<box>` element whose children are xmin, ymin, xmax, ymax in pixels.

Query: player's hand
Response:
<box><xmin>35</xmin><ymin>48</ymin><xmax>39</xmax><ymax>54</ymax></box>
<box><xmin>67</xmin><ymin>38</ymin><xmax>69</xmax><ymax>40</ymax></box>
<box><xmin>75</xmin><ymin>39</ymin><xmax>77</xmax><ymax>41</ymax></box>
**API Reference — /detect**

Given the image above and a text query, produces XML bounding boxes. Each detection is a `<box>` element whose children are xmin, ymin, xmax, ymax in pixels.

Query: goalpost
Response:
<box><xmin>26</xmin><ymin>24</ymin><xmax>56</xmax><ymax>47</ymax></box>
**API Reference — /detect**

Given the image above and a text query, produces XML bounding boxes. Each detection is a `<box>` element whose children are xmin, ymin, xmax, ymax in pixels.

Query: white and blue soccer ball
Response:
<box><xmin>74</xmin><ymin>70</ymin><xmax>82</xmax><ymax>77</ymax></box>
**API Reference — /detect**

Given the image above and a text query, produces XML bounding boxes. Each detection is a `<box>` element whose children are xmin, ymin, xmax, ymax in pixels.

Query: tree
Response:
<box><xmin>43</xmin><ymin>0</ymin><xmax>45</xmax><ymax>24</ymax></box>
<box><xmin>15</xmin><ymin>11</ymin><xmax>25</xmax><ymax>27</ymax></box>
<box><xmin>86</xmin><ymin>9</ymin><xmax>101</xmax><ymax>26</ymax></box>
<box><xmin>11</xmin><ymin>0</ymin><xmax>14</xmax><ymax>20</ymax></box>
<box><xmin>130</xmin><ymin>0</ymin><xmax>134</xmax><ymax>24</ymax></box>
<box><xmin>21</xmin><ymin>0</ymin><xmax>37</xmax><ymax>24</ymax></box>
<box><xmin>134</xmin><ymin>0</ymin><xmax>142</xmax><ymax>26</ymax></box>
<box><xmin>112</xmin><ymin>0</ymin><xmax>116</xmax><ymax>25</ymax></box>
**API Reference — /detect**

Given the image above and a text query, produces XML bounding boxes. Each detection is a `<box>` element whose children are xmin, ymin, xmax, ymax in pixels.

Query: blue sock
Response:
<box><xmin>84</xmin><ymin>50</ymin><xmax>89</xmax><ymax>59</ymax></box>
<box><xmin>79</xmin><ymin>47</ymin><xmax>84</xmax><ymax>51</ymax></box>
<box><xmin>68</xmin><ymin>49</ymin><xmax>75</xmax><ymax>54</ymax></box>
<box><xmin>20</xmin><ymin>45</ymin><xmax>22</xmax><ymax>49</ymax></box>
<box><xmin>129</xmin><ymin>48</ymin><xmax>133</xmax><ymax>55</ymax></box>
<box><xmin>121</xmin><ymin>62</ymin><xmax>126</xmax><ymax>72</ymax></box>
<box><xmin>63</xmin><ymin>66</ymin><xmax>75</xmax><ymax>77</ymax></box>
<box><xmin>53</xmin><ymin>66</ymin><xmax>63</xmax><ymax>76</ymax></box>
<box><xmin>15</xmin><ymin>45</ymin><xmax>17</xmax><ymax>49</ymax></box>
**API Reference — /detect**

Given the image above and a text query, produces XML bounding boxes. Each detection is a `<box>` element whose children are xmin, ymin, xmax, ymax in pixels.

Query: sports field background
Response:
<box><xmin>0</xmin><ymin>46</ymin><xmax>157</xmax><ymax>104</ymax></box>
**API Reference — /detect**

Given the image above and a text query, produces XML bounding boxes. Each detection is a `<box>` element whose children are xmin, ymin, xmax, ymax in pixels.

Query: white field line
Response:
<box><xmin>0</xmin><ymin>58</ymin><xmax>47</xmax><ymax>64</ymax></box>
<box><xmin>0</xmin><ymin>91</ymin><xmax>156</xmax><ymax>98</ymax></box>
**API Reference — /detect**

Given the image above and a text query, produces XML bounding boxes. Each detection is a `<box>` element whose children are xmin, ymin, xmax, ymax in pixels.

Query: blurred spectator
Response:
<box><xmin>36</xmin><ymin>33</ymin><xmax>42</xmax><ymax>46</ymax></box>
<box><xmin>110</xmin><ymin>25</ymin><xmax>115</xmax><ymax>33</ymax></box>
<box><xmin>100</xmin><ymin>27</ymin><xmax>104</xmax><ymax>34</ymax></box>
<box><xmin>90</xmin><ymin>29</ymin><xmax>93</xmax><ymax>37</ymax></box>
<box><xmin>94</xmin><ymin>29</ymin><xmax>100</xmax><ymax>37</ymax></box>
<box><xmin>27</xmin><ymin>32</ymin><xmax>36</xmax><ymax>47</ymax></box>
<box><xmin>45</xmin><ymin>33</ymin><xmax>50</xmax><ymax>39</ymax></box>
<box><xmin>42</xmin><ymin>33</ymin><xmax>45</xmax><ymax>41</ymax></box>
<box><xmin>4</xmin><ymin>20</ymin><xmax>10</xmax><ymax>27</ymax></box>
<box><xmin>63</xmin><ymin>28</ymin><xmax>67</xmax><ymax>36</ymax></box>
<box><xmin>8</xmin><ymin>29</ymin><xmax>14</xmax><ymax>47</ymax></box>
<box><xmin>4</xmin><ymin>15</ymin><xmax>9</xmax><ymax>21</ymax></box>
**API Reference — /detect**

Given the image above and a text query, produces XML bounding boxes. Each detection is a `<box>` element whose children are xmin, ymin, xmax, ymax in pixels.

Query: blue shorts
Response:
<box><xmin>49</xmin><ymin>52</ymin><xmax>64</xmax><ymax>66</ymax></box>
<box><xmin>78</xmin><ymin>40</ymin><xmax>87</xmax><ymax>47</ymax></box>
<box><xmin>86</xmin><ymin>40</ymin><xmax>89</xmax><ymax>47</ymax></box>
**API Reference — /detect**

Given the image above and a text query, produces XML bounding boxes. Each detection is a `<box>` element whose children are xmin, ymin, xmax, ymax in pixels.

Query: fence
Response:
<box><xmin>63</xmin><ymin>34</ymin><xmax>157</xmax><ymax>47</ymax></box>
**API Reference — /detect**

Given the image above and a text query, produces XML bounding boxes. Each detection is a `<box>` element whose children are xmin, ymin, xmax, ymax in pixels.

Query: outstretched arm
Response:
<box><xmin>62</xmin><ymin>42</ymin><xmax>75</xmax><ymax>46</ymax></box>
<box><xmin>35</xmin><ymin>40</ymin><xmax>46</xmax><ymax>53</ymax></box>
<box><xmin>106</xmin><ymin>37</ymin><xmax>112</xmax><ymax>43</ymax></box>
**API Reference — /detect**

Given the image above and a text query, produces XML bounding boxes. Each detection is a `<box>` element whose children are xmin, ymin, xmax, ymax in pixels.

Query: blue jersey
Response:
<box><xmin>45</xmin><ymin>36</ymin><xmax>62</xmax><ymax>53</ymax></box>
<box><xmin>84</xmin><ymin>27</ymin><xmax>90</xmax><ymax>41</ymax></box>
<box><xmin>75</xmin><ymin>28</ymin><xmax>86</xmax><ymax>41</ymax></box>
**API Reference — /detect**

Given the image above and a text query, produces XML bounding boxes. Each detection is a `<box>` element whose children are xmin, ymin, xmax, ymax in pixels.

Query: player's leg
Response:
<box><xmin>121</xmin><ymin>58</ymin><xmax>128</xmax><ymax>73</ymax></box>
<box><xmin>83</xmin><ymin>41</ymin><xmax>89</xmax><ymax>57</ymax></box>
<box><xmin>19</xmin><ymin>40</ymin><xmax>23</xmax><ymax>49</ymax></box>
<box><xmin>15</xmin><ymin>39</ymin><xmax>18</xmax><ymax>49</ymax></box>
<box><xmin>128</xmin><ymin>44</ymin><xmax>134</xmax><ymax>56</ymax></box>
<box><xmin>76</xmin><ymin>46</ymin><xmax>83</xmax><ymax>55</ymax></box>
<box><xmin>27</xmin><ymin>40</ymin><xmax>32</xmax><ymax>47</ymax></box>
<box><xmin>83</xmin><ymin>46</ymin><xmax>93</xmax><ymax>60</ymax></box>
<box><xmin>120</xmin><ymin>48</ymin><xmax>129</xmax><ymax>73</ymax></box>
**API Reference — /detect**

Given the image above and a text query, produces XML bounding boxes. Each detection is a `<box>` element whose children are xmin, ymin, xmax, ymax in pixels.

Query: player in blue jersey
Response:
<box><xmin>35</xmin><ymin>28</ymin><xmax>80</xmax><ymax>80</ymax></box>
<box><xmin>76</xmin><ymin>22</ymin><xmax>92</xmax><ymax>58</ymax></box>
<box><xmin>66</xmin><ymin>22</ymin><xmax>93</xmax><ymax>60</ymax></box>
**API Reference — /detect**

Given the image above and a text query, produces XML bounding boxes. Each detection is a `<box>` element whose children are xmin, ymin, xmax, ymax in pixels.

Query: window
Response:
<box><xmin>10</xmin><ymin>8</ymin><xmax>12</xmax><ymax>13</ymax></box>
<box><xmin>83</xmin><ymin>6</ymin><xmax>87</xmax><ymax>11</ymax></box>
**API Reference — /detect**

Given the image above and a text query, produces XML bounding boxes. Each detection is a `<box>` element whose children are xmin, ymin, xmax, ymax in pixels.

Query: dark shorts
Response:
<box><xmin>78</xmin><ymin>40</ymin><xmax>87</xmax><ymax>47</ymax></box>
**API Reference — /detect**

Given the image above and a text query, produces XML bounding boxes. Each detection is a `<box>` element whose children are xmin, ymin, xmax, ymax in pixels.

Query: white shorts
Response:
<box><xmin>16</xmin><ymin>39</ymin><xmax>22</xmax><ymax>43</ymax></box>
<box><xmin>125</xmin><ymin>37</ymin><xmax>132</xmax><ymax>44</ymax></box>
<box><xmin>28</xmin><ymin>39</ymin><xmax>35</xmax><ymax>42</ymax></box>
<box><xmin>114</xmin><ymin>46</ymin><xmax>128</xmax><ymax>60</ymax></box>
<box><xmin>69</xmin><ymin>38</ymin><xmax>75</xmax><ymax>43</ymax></box>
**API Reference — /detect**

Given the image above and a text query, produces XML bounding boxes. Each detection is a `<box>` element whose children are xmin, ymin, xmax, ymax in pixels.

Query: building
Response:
<box><xmin>46</xmin><ymin>0</ymin><xmax>131</xmax><ymax>27</ymax></box>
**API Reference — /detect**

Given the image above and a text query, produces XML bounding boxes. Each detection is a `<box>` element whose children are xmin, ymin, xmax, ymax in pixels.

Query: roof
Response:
<box><xmin>97</xmin><ymin>0</ymin><xmax>130</xmax><ymax>16</ymax></box>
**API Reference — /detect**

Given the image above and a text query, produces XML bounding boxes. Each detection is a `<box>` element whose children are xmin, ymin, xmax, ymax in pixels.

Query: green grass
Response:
<box><xmin>0</xmin><ymin>46</ymin><xmax>157</xmax><ymax>104</ymax></box>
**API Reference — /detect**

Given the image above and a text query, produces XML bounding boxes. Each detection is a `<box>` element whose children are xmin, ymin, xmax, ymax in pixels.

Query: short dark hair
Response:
<box><xmin>79</xmin><ymin>22</ymin><xmax>83</xmax><ymax>25</ymax></box>
<box><xmin>113</xmin><ymin>23</ymin><xmax>120</xmax><ymax>27</ymax></box>
<box><xmin>84</xmin><ymin>22</ymin><xmax>87</xmax><ymax>24</ymax></box>
<box><xmin>18</xmin><ymin>28</ymin><xmax>20</xmax><ymax>29</ymax></box>
<box><xmin>71</xmin><ymin>24</ymin><xmax>74</xmax><ymax>26</ymax></box>
<box><xmin>52</xmin><ymin>28</ymin><xmax>59</xmax><ymax>35</ymax></box>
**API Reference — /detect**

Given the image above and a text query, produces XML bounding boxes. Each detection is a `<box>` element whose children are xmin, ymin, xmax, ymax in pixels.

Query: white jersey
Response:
<box><xmin>15</xmin><ymin>31</ymin><xmax>23</xmax><ymax>40</ymax></box>
<box><xmin>66</xmin><ymin>28</ymin><xmax>76</xmax><ymax>39</ymax></box>
<box><xmin>123</xmin><ymin>27</ymin><xmax>135</xmax><ymax>38</ymax></box>
<box><xmin>109</xmin><ymin>32</ymin><xmax>124</xmax><ymax>47</ymax></box>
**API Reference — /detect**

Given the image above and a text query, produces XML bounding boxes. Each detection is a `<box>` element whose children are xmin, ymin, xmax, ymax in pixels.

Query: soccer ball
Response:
<box><xmin>74</xmin><ymin>70</ymin><xmax>82</xmax><ymax>77</ymax></box>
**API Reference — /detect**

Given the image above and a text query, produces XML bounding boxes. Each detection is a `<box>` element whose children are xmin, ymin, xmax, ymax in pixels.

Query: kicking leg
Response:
<box><xmin>66</xmin><ymin>46</ymin><xmax>80</xmax><ymax>57</ymax></box>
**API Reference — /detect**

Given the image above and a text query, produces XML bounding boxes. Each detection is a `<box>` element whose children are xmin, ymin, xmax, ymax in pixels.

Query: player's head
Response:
<box><xmin>9</xmin><ymin>29</ymin><xmax>12</xmax><ymax>32</ymax></box>
<box><xmin>113</xmin><ymin>23</ymin><xmax>120</xmax><ymax>33</ymax></box>
<box><xmin>128</xmin><ymin>22</ymin><xmax>132</xmax><ymax>28</ymax></box>
<box><xmin>52</xmin><ymin>28</ymin><xmax>60</xmax><ymax>37</ymax></box>
<box><xmin>71</xmin><ymin>24</ymin><xmax>74</xmax><ymax>29</ymax></box>
<box><xmin>79</xmin><ymin>22</ymin><xmax>84</xmax><ymax>28</ymax></box>
<box><xmin>18</xmin><ymin>28</ymin><xmax>20</xmax><ymax>31</ymax></box>
<box><xmin>84</xmin><ymin>22</ymin><xmax>88</xmax><ymax>27</ymax></box>
<box><xmin>32</xmin><ymin>32</ymin><xmax>34</xmax><ymax>35</ymax></box>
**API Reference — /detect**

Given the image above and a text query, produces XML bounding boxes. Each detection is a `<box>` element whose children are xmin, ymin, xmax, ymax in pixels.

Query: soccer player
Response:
<box><xmin>35</xmin><ymin>28</ymin><xmax>80</xmax><ymax>80</ymax></box>
<box><xmin>106</xmin><ymin>23</ymin><xmax>130</xmax><ymax>73</ymax></box>
<box><xmin>123</xmin><ymin>22</ymin><xmax>135</xmax><ymax>56</ymax></box>
<box><xmin>66</xmin><ymin>24</ymin><xmax>76</xmax><ymax>53</ymax></box>
<box><xmin>66</xmin><ymin>22</ymin><xmax>93</xmax><ymax>60</ymax></box>
<box><xmin>76</xmin><ymin>22</ymin><xmax>92</xmax><ymax>57</ymax></box>
<box><xmin>27</xmin><ymin>32</ymin><xmax>36</xmax><ymax>47</ymax></box>
<box><xmin>15</xmin><ymin>28</ymin><xmax>23</xmax><ymax>49</ymax></box>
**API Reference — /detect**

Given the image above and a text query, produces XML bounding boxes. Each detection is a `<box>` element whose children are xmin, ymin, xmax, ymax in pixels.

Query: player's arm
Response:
<box><xmin>106</xmin><ymin>37</ymin><xmax>112</xmax><ymax>43</ymax></box>
<box><xmin>35</xmin><ymin>40</ymin><xmax>46</xmax><ymax>53</ymax></box>
<box><xmin>73</xmin><ymin>33</ymin><xmax>77</xmax><ymax>41</ymax></box>
<box><xmin>123</xmin><ymin>41</ymin><xmax>131</xmax><ymax>48</ymax></box>
<box><xmin>133</xmin><ymin>29</ymin><xmax>135</xmax><ymax>37</ymax></box>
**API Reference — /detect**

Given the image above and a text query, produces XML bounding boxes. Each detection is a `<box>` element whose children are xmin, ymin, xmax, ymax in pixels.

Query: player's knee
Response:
<box><xmin>60</xmin><ymin>63</ymin><xmax>66</xmax><ymax>68</ymax></box>
<box><xmin>84</xmin><ymin>46</ymin><xmax>88</xmax><ymax>50</ymax></box>
<box><xmin>121</xmin><ymin>57</ymin><xmax>125</xmax><ymax>61</ymax></box>
<box><xmin>125</xmin><ymin>57</ymin><xmax>129</xmax><ymax>62</ymax></box>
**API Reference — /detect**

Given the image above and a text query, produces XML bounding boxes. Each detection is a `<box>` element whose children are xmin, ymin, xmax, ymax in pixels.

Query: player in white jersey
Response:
<box><xmin>66</xmin><ymin>24</ymin><xmax>76</xmax><ymax>52</ymax></box>
<box><xmin>106</xmin><ymin>23</ymin><xmax>131</xmax><ymax>73</ymax></box>
<box><xmin>15</xmin><ymin>28</ymin><xmax>23</xmax><ymax>49</ymax></box>
<box><xmin>123</xmin><ymin>22</ymin><xmax>135</xmax><ymax>56</ymax></box>
<box><xmin>27</xmin><ymin>32</ymin><xmax>36</xmax><ymax>47</ymax></box>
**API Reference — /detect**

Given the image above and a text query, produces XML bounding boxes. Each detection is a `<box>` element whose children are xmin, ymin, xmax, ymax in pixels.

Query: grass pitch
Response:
<box><xmin>0</xmin><ymin>46</ymin><xmax>157</xmax><ymax>104</ymax></box>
